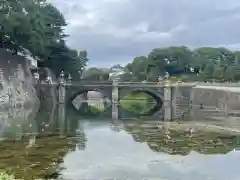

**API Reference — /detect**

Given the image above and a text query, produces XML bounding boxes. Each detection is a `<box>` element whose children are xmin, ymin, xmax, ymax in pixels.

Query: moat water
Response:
<box><xmin>0</xmin><ymin>104</ymin><xmax>240</xmax><ymax>180</ymax></box>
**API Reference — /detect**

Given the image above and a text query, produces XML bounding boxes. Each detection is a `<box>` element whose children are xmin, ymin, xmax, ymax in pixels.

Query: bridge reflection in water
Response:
<box><xmin>1</xmin><ymin>102</ymin><xmax>240</xmax><ymax>179</ymax></box>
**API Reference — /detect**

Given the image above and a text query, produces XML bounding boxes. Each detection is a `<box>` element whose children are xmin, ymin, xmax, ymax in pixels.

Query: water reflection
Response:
<box><xmin>123</xmin><ymin>121</ymin><xmax>240</xmax><ymax>155</ymax></box>
<box><xmin>0</xmin><ymin>106</ymin><xmax>38</xmax><ymax>139</ymax></box>
<box><xmin>1</xmin><ymin>105</ymin><xmax>240</xmax><ymax>180</ymax></box>
<box><xmin>61</xmin><ymin>120</ymin><xmax>240</xmax><ymax>180</ymax></box>
<box><xmin>0</xmin><ymin>106</ymin><xmax>84</xmax><ymax>180</ymax></box>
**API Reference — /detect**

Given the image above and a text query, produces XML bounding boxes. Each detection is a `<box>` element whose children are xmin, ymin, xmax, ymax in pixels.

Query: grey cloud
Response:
<box><xmin>51</xmin><ymin>0</ymin><xmax>240</xmax><ymax>67</ymax></box>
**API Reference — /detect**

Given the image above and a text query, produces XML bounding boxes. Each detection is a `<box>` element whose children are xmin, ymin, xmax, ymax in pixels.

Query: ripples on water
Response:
<box><xmin>0</xmin><ymin>106</ymin><xmax>240</xmax><ymax>180</ymax></box>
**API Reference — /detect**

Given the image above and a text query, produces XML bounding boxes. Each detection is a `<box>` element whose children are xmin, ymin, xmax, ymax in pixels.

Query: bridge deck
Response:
<box><xmin>39</xmin><ymin>81</ymin><xmax>196</xmax><ymax>87</ymax></box>
<box><xmin>195</xmin><ymin>85</ymin><xmax>240</xmax><ymax>92</ymax></box>
<box><xmin>66</xmin><ymin>83</ymin><xmax>195</xmax><ymax>87</ymax></box>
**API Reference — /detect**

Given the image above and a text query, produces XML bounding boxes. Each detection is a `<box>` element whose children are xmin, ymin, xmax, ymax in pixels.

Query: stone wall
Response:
<box><xmin>171</xmin><ymin>85</ymin><xmax>193</xmax><ymax>120</ymax></box>
<box><xmin>190</xmin><ymin>86</ymin><xmax>240</xmax><ymax>122</ymax></box>
<box><xmin>0</xmin><ymin>49</ymin><xmax>39</xmax><ymax>108</ymax></box>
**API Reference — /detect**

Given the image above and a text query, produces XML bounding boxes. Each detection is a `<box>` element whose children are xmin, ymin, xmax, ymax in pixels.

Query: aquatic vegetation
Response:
<box><xmin>0</xmin><ymin>172</ymin><xmax>15</xmax><ymax>180</ymax></box>
<box><xmin>0</xmin><ymin>134</ymin><xmax>78</xmax><ymax>180</ymax></box>
<box><xmin>124</xmin><ymin>121</ymin><xmax>240</xmax><ymax>155</ymax></box>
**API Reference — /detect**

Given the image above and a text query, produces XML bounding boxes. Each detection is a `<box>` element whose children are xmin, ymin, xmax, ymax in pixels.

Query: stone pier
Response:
<box><xmin>164</xmin><ymin>81</ymin><xmax>172</xmax><ymax>121</ymax></box>
<box><xmin>112</xmin><ymin>82</ymin><xmax>119</xmax><ymax>120</ymax></box>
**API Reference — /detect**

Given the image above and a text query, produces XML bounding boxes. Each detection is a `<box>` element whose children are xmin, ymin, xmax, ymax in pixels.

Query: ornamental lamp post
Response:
<box><xmin>165</xmin><ymin>71</ymin><xmax>169</xmax><ymax>79</ymax></box>
<box><xmin>68</xmin><ymin>73</ymin><xmax>72</xmax><ymax>82</ymax></box>
<box><xmin>33</xmin><ymin>72</ymin><xmax>40</xmax><ymax>86</ymax></box>
<box><xmin>157</xmin><ymin>76</ymin><xmax>163</xmax><ymax>84</ymax></box>
<box><xmin>33</xmin><ymin>72</ymin><xmax>39</xmax><ymax>80</ymax></box>
<box><xmin>78</xmin><ymin>70</ymin><xmax>84</xmax><ymax>80</ymax></box>
<box><xmin>60</xmin><ymin>70</ymin><xmax>65</xmax><ymax>84</ymax></box>
<box><xmin>60</xmin><ymin>70</ymin><xmax>64</xmax><ymax>78</ymax></box>
<box><xmin>164</xmin><ymin>72</ymin><xmax>171</xmax><ymax>87</ymax></box>
<box><xmin>46</xmin><ymin>76</ymin><xmax>53</xmax><ymax>84</ymax></box>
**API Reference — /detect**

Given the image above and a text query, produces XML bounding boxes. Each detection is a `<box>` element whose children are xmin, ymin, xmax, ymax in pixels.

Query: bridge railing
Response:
<box><xmin>68</xmin><ymin>80</ymin><xmax>113</xmax><ymax>84</ymax></box>
<box><xmin>117</xmin><ymin>81</ymin><xmax>158</xmax><ymax>84</ymax></box>
<box><xmin>37</xmin><ymin>79</ymin><xmax>197</xmax><ymax>87</ymax></box>
<box><xmin>195</xmin><ymin>82</ymin><xmax>240</xmax><ymax>87</ymax></box>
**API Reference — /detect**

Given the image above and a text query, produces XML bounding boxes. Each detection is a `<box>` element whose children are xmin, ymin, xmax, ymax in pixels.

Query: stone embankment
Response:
<box><xmin>0</xmin><ymin>49</ymin><xmax>39</xmax><ymax>108</ymax></box>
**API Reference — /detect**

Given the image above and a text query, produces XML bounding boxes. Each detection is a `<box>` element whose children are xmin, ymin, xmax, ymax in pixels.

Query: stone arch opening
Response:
<box><xmin>70</xmin><ymin>89</ymin><xmax>111</xmax><ymax>117</ymax></box>
<box><xmin>119</xmin><ymin>89</ymin><xmax>163</xmax><ymax>117</ymax></box>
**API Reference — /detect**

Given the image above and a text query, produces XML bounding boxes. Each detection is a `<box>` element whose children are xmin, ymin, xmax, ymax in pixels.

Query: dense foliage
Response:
<box><xmin>0</xmin><ymin>0</ymin><xmax>88</xmax><ymax>79</ymax></box>
<box><xmin>82</xmin><ymin>67</ymin><xmax>109</xmax><ymax>81</ymax></box>
<box><xmin>120</xmin><ymin>46</ymin><xmax>240</xmax><ymax>82</ymax></box>
<box><xmin>85</xmin><ymin>46</ymin><xmax>240</xmax><ymax>82</ymax></box>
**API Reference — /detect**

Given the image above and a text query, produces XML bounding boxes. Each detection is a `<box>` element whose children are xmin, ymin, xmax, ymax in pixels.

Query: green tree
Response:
<box><xmin>82</xmin><ymin>68</ymin><xmax>109</xmax><ymax>81</ymax></box>
<box><xmin>0</xmin><ymin>0</ymin><xmax>88</xmax><ymax>77</ymax></box>
<box><xmin>148</xmin><ymin>46</ymin><xmax>192</xmax><ymax>76</ymax></box>
<box><xmin>0</xmin><ymin>0</ymin><xmax>44</xmax><ymax>55</ymax></box>
<box><xmin>119</xmin><ymin>72</ymin><xmax>133</xmax><ymax>81</ymax></box>
<box><xmin>123</xmin><ymin>56</ymin><xmax>158</xmax><ymax>81</ymax></box>
<box><xmin>225</xmin><ymin>51</ymin><xmax>240</xmax><ymax>81</ymax></box>
<box><xmin>192</xmin><ymin>47</ymin><xmax>234</xmax><ymax>81</ymax></box>
<box><xmin>121</xmin><ymin>46</ymin><xmax>240</xmax><ymax>82</ymax></box>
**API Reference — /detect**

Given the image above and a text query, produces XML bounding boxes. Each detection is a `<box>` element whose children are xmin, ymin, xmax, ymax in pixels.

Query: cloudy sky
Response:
<box><xmin>51</xmin><ymin>0</ymin><xmax>240</xmax><ymax>67</ymax></box>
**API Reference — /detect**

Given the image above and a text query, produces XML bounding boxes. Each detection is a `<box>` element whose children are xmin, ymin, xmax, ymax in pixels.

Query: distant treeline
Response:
<box><xmin>119</xmin><ymin>46</ymin><xmax>240</xmax><ymax>82</ymax></box>
<box><xmin>84</xmin><ymin>47</ymin><xmax>240</xmax><ymax>82</ymax></box>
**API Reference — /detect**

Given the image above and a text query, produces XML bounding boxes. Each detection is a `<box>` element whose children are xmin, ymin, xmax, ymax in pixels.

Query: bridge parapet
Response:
<box><xmin>195</xmin><ymin>82</ymin><xmax>240</xmax><ymax>87</ymax></box>
<box><xmin>38</xmin><ymin>80</ymin><xmax>196</xmax><ymax>88</ymax></box>
<box><xmin>117</xmin><ymin>82</ymin><xmax>160</xmax><ymax>85</ymax></box>
<box><xmin>66</xmin><ymin>81</ymin><xmax>113</xmax><ymax>86</ymax></box>
<box><xmin>69</xmin><ymin>80</ymin><xmax>113</xmax><ymax>84</ymax></box>
<box><xmin>116</xmin><ymin>82</ymin><xmax>196</xmax><ymax>88</ymax></box>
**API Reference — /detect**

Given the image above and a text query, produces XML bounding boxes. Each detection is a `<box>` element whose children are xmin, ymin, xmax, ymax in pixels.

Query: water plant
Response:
<box><xmin>0</xmin><ymin>172</ymin><xmax>15</xmax><ymax>180</ymax></box>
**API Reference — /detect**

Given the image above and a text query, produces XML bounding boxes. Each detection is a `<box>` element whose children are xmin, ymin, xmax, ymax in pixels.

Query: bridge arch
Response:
<box><xmin>65</xmin><ymin>87</ymin><xmax>113</xmax><ymax>115</ymax></box>
<box><xmin>68</xmin><ymin>89</ymin><xmax>111</xmax><ymax>103</ymax></box>
<box><xmin>118</xmin><ymin>87</ymin><xmax>164</xmax><ymax>117</ymax></box>
<box><xmin>64</xmin><ymin>83</ymin><xmax>113</xmax><ymax>103</ymax></box>
<box><xmin>119</xmin><ymin>87</ymin><xmax>164</xmax><ymax>102</ymax></box>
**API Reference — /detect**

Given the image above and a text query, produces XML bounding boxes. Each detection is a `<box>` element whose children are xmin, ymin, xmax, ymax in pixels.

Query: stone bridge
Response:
<box><xmin>35</xmin><ymin>72</ymin><xmax>240</xmax><ymax>121</ymax></box>
<box><xmin>35</xmin><ymin>76</ymin><xmax>195</xmax><ymax>120</ymax></box>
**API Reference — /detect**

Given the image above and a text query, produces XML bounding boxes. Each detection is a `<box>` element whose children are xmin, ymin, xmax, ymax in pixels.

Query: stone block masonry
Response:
<box><xmin>191</xmin><ymin>85</ymin><xmax>240</xmax><ymax>122</ymax></box>
<box><xmin>0</xmin><ymin>49</ymin><xmax>39</xmax><ymax>108</ymax></box>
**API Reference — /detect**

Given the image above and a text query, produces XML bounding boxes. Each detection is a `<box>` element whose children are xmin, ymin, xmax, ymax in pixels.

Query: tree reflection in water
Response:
<box><xmin>2</xmin><ymin>105</ymin><xmax>240</xmax><ymax>179</ymax></box>
<box><xmin>123</xmin><ymin>120</ymin><xmax>240</xmax><ymax>155</ymax></box>
<box><xmin>0</xmin><ymin>106</ymin><xmax>86</xmax><ymax>180</ymax></box>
